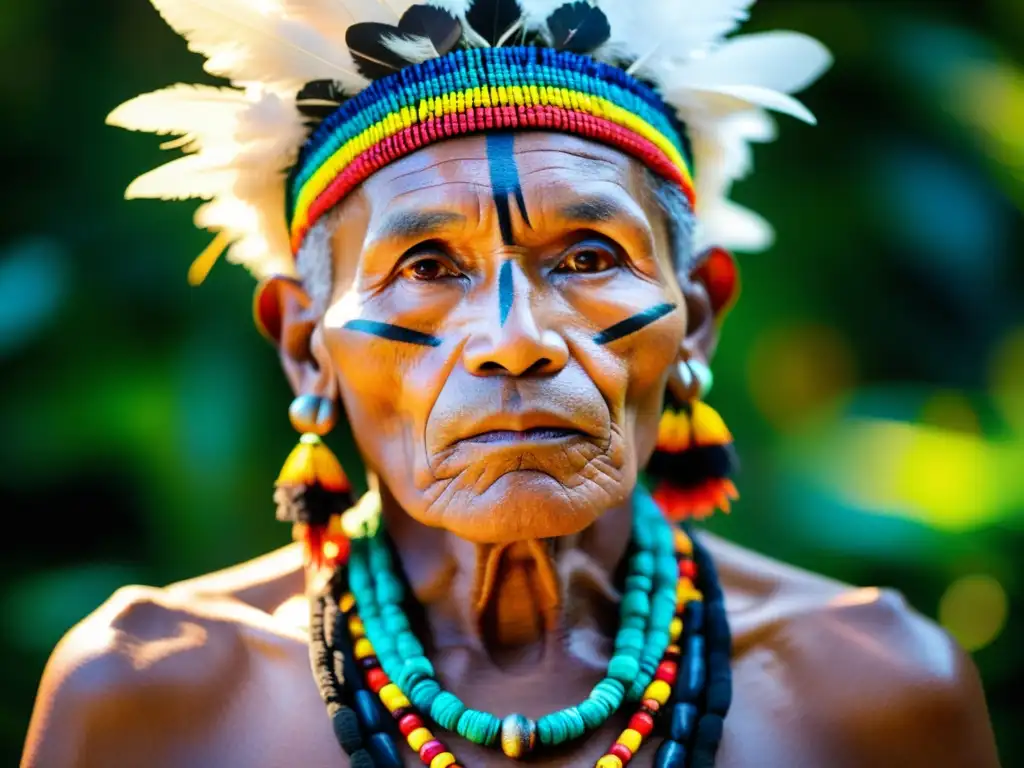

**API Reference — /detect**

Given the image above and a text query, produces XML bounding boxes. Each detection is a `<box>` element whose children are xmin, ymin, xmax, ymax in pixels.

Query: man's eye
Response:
<box><xmin>556</xmin><ymin>240</ymin><xmax>620</xmax><ymax>274</ymax></box>
<box><xmin>401</xmin><ymin>257</ymin><xmax>458</xmax><ymax>281</ymax></box>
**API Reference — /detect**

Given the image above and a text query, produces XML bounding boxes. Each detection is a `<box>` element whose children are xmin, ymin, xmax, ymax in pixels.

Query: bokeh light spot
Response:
<box><xmin>990</xmin><ymin>327</ymin><xmax>1024</xmax><ymax>436</ymax></box>
<box><xmin>938</xmin><ymin>574</ymin><xmax>1008</xmax><ymax>652</ymax></box>
<box><xmin>747</xmin><ymin>324</ymin><xmax>856</xmax><ymax>431</ymax></box>
<box><xmin>820</xmin><ymin>417</ymin><xmax>1009</xmax><ymax>531</ymax></box>
<box><xmin>950</xmin><ymin>61</ymin><xmax>1024</xmax><ymax>186</ymax></box>
<box><xmin>919</xmin><ymin>391</ymin><xmax>981</xmax><ymax>434</ymax></box>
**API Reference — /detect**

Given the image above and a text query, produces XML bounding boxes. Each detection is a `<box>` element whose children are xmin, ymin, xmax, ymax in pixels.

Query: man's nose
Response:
<box><xmin>462</xmin><ymin>261</ymin><xmax>569</xmax><ymax>377</ymax></box>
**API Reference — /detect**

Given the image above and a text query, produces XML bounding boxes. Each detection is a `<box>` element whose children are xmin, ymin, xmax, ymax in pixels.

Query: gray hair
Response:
<box><xmin>295</xmin><ymin>169</ymin><xmax>696</xmax><ymax>312</ymax></box>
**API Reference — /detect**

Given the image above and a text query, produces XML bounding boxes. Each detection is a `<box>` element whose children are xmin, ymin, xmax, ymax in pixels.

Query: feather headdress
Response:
<box><xmin>108</xmin><ymin>0</ymin><xmax>831</xmax><ymax>282</ymax></box>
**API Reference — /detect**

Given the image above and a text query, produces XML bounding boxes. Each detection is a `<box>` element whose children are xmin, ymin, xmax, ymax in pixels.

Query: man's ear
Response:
<box><xmin>668</xmin><ymin>247</ymin><xmax>740</xmax><ymax>399</ymax></box>
<box><xmin>253</xmin><ymin>275</ymin><xmax>335</xmax><ymax>398</ymax></box>
<box><xmin>693</xmin><ymin>246</ymin><xmax>741</xmax><ymax>323</ymax></box>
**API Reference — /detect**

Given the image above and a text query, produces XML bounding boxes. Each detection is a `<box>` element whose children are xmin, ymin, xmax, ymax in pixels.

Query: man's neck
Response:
<box><xmin>379</xmin><ymin>486</ymin><xmax>634</xmax><ymax>664</ymax></box>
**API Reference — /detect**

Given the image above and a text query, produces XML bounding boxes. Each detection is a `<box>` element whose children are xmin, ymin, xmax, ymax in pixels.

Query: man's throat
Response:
<box><xmin>476</xmin><ymin>540</ymin><xmax>561</xmax><ymax>652</ymax></box>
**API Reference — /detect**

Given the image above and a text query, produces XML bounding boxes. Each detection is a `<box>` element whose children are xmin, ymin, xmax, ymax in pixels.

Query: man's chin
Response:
<box><xmin>430</xmin><ymin>470</ymin><xmax>627</xmax><ymax>544</ymax></box>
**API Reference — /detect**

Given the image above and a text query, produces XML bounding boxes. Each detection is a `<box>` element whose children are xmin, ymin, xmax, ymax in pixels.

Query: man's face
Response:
<box><xmin>317</xmin><ymin>132</ymin><xmax>686</xmax><ymax>543</ymax></box>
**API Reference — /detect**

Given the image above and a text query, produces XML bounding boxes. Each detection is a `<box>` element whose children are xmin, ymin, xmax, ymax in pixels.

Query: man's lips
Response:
<box><xmin>447</xmin><ymin>410</ymin><xmax>594</xmax><ymax>449</ymax></box>
<box><xmin>460</xmin><ymin>426</ymin><xmax>586</xmax><ymax>445</ymax></box>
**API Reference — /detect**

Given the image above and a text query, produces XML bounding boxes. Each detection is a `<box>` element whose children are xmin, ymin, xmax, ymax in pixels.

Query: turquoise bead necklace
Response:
<box><xmin>346</xmin><ymin>489</ymin><xmax>679</xmax><ymax>757</ymax></box>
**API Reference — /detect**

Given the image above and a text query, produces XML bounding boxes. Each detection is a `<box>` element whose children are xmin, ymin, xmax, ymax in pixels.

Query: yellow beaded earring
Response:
<box><xmin>275</xmin><ymin>394</ymin><xmax>354</xmax><ymax>569</ymax></box>
<box><xmin>649</xmin><ymin>359</ymin><xmax>739</xmax><ymax>520</ymax></box>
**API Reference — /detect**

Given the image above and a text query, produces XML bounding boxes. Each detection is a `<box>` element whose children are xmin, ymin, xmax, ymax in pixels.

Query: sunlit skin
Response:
<box><xmin>21</xmin><ymin>134</ymin><xmax>1000</xmax><ymax>768</ymax></box>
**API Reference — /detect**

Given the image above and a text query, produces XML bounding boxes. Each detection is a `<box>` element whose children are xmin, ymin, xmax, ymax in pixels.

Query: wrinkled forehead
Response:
<box><xmin>355</xmin><ymin>132</ymin><xmax>653</xmax><ymax>227</ymax></box>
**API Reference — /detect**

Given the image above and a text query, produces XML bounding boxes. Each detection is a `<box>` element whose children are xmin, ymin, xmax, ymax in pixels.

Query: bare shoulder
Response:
<box><xmin>21</xmin><ymin>549</ymin><xmax>339</xmax><ymax>768</ymax></box>
<box><xmin>707</xmin><ymin>533</ymin><xmax>1001</xmax><ymax>767</ymax></box>
<box><xmin>164</xmin><ymin>541</ymin><xmax>306</xmax><ymax>611</ymax></box>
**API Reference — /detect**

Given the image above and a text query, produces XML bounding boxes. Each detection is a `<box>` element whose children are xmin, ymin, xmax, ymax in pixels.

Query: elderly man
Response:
<box><xmin>22</xmin><ymin>1</ymin><xmax>1000</xmax><ymax>766</ymax></box>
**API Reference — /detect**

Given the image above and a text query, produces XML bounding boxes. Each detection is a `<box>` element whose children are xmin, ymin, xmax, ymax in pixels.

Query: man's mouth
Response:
<box><xmin>446</xmin><ymin>409</ymin><xmax>595</xmax><ymax>450</ymax></box>
<box><xmin>460</xmin><ymin>427</ymin><xmax>587</xmax><ymax>445</ymax></box>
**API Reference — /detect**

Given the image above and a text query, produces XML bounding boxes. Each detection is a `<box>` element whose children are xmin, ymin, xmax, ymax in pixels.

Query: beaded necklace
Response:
<box><xmin>309</xmin><ymin>491</ymin><xmax>732</xmax><ymax>767</ymax></box>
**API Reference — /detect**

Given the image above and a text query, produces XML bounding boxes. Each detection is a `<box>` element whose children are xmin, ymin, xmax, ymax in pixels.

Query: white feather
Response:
<box><xmin>688</xmin><ymin>108</ymin><xmax>779</xmax><ymax>251</ymax></box>
<box><xmin>332</xmin><ymin>0</ymin><xmax>412</xmax><ymax>24</ymax></box>
<box><xmin>696</xmin><ymin>198</ymin><xmax>774</xmax><ymax>252</ymax></box>
<box><xmin>149</xmin><ymin>0</ymin><xmax>365</xmax><ymax>89</ymax></box>
<box><xmin>226</xmin><ymin>186</ymin><xmax>294</xmax><ymax>273</ymax></box>
<box><xmin>382</xmin><ymin>34</ymin><xmax>439</xmax><ymax>63</ymax></box>
<box><xmin>125</xmin><ymin>155</ymin><xmax>238</xmax><ymax>200</ymax></box>
<box><xmin>599</xmin><ymin>0</ymin><xmax>754</xmax><ymax>72</ymax></box>
<box><xmin>667</xmin><ymin>32</ymin><xmax>832</xmax><ymax>96</ymax></box>
<box><xmin>233</xmin><ymin>90</ymin><xmax>307</xmax><ymax>157</ymax></box>
<box><xmin>426</xmin><ymin>0</ymin><xmax>473</xmax><ymax>15</ymax></box>
<box><xmin>277</xmin><ymin>0</ymin><xmax>357</xmax><ymax>41</ymax></box>
<box><xmin>106</xmin><ymin>84</ymin><xmax>248</xmax><ymax>136</ymax></box>
<box><xmin>673</xmin><ymin>85</ymin><xmax>817</xmax><ymax>124</ymax></box>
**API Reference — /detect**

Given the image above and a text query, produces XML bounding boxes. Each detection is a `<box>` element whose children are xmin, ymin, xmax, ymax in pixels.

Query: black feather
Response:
<box><xmin>546</xmin><ymin>1</ymin><xmax>610</xmax><ymax>53</ymax></box>
<box><xmin>296</xmin><ymin>80</ymin><xmax>347</xmax><ymax>120</ymax></box>
<box><xmin>346</xmin><ymin>22</ymin><xmax>415</xmax><ymax>80</ymax></box>
<box><xmin>398</xmin><ymin>5</ymin><xmax>463</xmax><ymax>56</ymax></box>
<box><xmin>465</xmin><ymin>0</ymin><xmax>522</xmax><ymax>46</ymax></box>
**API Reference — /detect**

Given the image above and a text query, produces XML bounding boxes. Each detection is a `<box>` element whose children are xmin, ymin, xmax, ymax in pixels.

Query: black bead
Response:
<box><xmin>706</xmin><ymin>601</ymin><xmax>730</xmax><ymax>641</ymax></box>
<box><xmin>331</xmin><ymin>705</ymin><xmax>364</xmax><ymax>753</ymax></box>
<box><xmin>653</xmin><ymin>738</ymin><xmax>688</xmax><ymax>768</ymax></box>
<box><xmin>354</xmin><ymin>689</ymin><xmax>383</xmax><ymax>732</ymax></box>
<box><xmin>675</xmin><ymin>636</ymin><xmax>706</xmax><ymax>702</ymax></box>
<box><xmin>669</xmin><ymin>702</ymin><xmax>699</xmax><ymax>742</ymax></box>
<box><xmin>359</xmin><ymin>655</ymin><xmax>381</xmax><ymax>671</ymax></box>
<box><xmin>692</xmin><ymin>714</ymin><xmax>725</xmax><ymax>768</ymax></box>
<box><xmin>706</xmin><ymin>676</ymin><xmax>733</xmax><ymax>716</ymax></box>
<box><xmin>390</xmin><ymin>706</ymin><xmax>411</xmax><ymax>723</ymax></box>
<box><xmin>367</xmin><ymin>732</ymin><xmax>403</xmax><ymax>768</ymax></box>
<box><xmin>349</xmin><ymin>750</ymin><xmax>375</xmax><ymax>768</ymax></box>
<box><xmin>684</xmin><ymin>600</ymin><xmax>705</xmax><ymax>634</ymax></box>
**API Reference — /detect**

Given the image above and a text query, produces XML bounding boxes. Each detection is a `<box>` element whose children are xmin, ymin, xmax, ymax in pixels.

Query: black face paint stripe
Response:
<box><xmin>514</xmin><ymin>187</ymin><xmax>531</xmax><ymax>228</ymax></box>
<box><xmin>593</xmin><ymin>303</ymin><xmax>677</xmax><ymax>345</ymax></box>
<box><xmin>498</xmin><ymin>259</ymin><xmax>514</xmax><ymax>326</ymax></box>
<box><xmin>343</xmin><ymin>319</ymin><xmax>442</xmax><ymax>347</ymax></box>
<box><xmin>485</xmin><ymin>133</ymin><xmax>530</xmax><ymax>245</ymax></box>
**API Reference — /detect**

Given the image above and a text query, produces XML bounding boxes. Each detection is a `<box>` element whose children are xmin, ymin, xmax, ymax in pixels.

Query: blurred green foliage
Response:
<box><xmin>1</xmin><ymin>0</ymin><xmax>1021</xmax><ymax>764</ymax></box>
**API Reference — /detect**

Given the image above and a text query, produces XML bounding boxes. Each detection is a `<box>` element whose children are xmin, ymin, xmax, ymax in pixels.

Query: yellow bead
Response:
<box><xmin>677</xmin><ymin>580</ymin><xmax>702</xmax><ymax>607</ymax></box>
<box><xmin>674</xmin><ymin>528</ymin><xmax>693</xmax><ymax>555</ymax></box>
<box><xmin>669</xmin><ymin>617</ymin><xmax>683</xmax><ymax>641</ymax></box>
<box><xmin>430</xmin><ymin>752</ymin><xmax>456</xmax><ymax>768</ymax></box>
<box><xmin>339</xmin><ymin>593</ymin><xmax>356</xmax><ymax>613</ymax></box>
<box><xmin>348</xmin><ymin>617</ymin><xmax>365</xmax><ymax>638</ymax></box>
<box><xmin>644</xmin><ymin>679</ymin><xmax>672</xmax><ymax>706</ymax></box>
<box><xmin>597</xmin><ymin>756</ymin><xmax>623</xmax><ymax>768</ymax></box>
<box><xmin>380</xmin><ymin>684</ymin><xmax>411</xmax><ymax>712</ymax></box>
<box><xmin>618</xmin><ymin>728</ymin><xmax>643</xmax><ymax>753</ymax></box>
<box><xmin>407</xmin><ymin>727</ymin><xmax>433</xmax><ymax>751</ymax></box>
<box><xmin>353</xmin><ymin>638</ymin><xmax>374</xmax><ymax>659</ymax></box>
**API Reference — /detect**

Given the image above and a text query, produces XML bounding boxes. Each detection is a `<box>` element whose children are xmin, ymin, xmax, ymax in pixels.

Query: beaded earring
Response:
<box><xmin>648</xmin><ymin>359</ymin><xmax>739</xmax><ymax>520</ymax></box>
<box><xmin>275</xmin><ymin>394</ymin><xmax>354</xmax><ymax>570</ymax></box>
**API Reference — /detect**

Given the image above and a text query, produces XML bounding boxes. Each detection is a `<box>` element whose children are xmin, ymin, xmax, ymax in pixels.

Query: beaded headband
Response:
<box><xmin>288</xmin><ymin>47</ymin><xmax>693</xmax><ymax>255</ymax></box>
<box><xmin>107</xmin><ymin>0</ymin><xmax>832</xmax><ymax>282</ymax></box>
